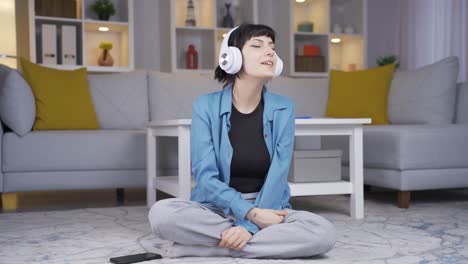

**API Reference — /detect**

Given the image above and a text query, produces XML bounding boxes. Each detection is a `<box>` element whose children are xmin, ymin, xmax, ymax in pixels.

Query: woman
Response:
<box><xmin>148</xmin><ymin>24</ymin><xmax>336</xmax><ymax>259</ymax></box>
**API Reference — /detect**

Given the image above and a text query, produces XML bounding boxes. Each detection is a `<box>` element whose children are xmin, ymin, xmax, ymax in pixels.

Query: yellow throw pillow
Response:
<box><xmin>20</xmin><ymin>58</ymin><xmax>99</xmax><ymax>130</ymax></box>
<box><xmin>326</xmin><ymin>64</ymin><xmax>395</xmax><ymax>124</ymax></box>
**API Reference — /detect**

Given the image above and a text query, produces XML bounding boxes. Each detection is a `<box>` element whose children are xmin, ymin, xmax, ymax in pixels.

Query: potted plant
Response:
<box><xmin>91</xmin><ymin>0</ymin><xmax>116</xmax><ymax>21</ymax></box>
<box><xmin>98</xmin><ymin>42</ymin><xmax>114</xmax><ymax>66</ymax></box>
<box><xmin>376</xmin><ymin>55</ymin><xmax>400</xmax><ymax>69</ymax></box>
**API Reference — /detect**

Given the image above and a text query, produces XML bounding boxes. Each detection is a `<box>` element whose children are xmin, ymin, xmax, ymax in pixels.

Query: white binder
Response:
<box><xmin>61</xmin><ymin>25</ymin><xmax>77</xmax><ymax>65</ymax></box>
<box><xmin>41</xmin><ymin>24</ymin><xmax>57</xmax><ymax>64</ymax></box>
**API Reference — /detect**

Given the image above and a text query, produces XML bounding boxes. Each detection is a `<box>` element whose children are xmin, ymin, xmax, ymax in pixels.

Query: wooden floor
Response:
<box><xmin>0</xmin><ymin>188</ymin><xmax>171</xmax><ymax>213</ymax></box>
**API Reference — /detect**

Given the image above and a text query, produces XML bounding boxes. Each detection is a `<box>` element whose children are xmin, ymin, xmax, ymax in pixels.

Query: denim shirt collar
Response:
<box><xmin>219</xmin><ymin>83</ymin><xmax>287</xmax><ymax>121</ymax></box>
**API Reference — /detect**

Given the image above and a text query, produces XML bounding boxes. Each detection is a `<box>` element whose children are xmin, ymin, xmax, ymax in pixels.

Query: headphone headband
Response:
<box><xmin>221</xmin><ymin>26</ymin><xmax>239</xmax><ymax>51</ymax></box>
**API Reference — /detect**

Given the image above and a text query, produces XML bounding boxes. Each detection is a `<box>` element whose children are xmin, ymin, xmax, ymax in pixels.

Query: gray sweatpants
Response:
<box><xmin>148</xmin><ymin>198</ymin><xmax>336</xmax><ymax>259</ymax></box>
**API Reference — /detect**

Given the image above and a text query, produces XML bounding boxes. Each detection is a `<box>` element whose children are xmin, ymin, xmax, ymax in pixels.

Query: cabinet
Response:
<box><xmin>265</xmin><ymin>0</ymin><xmax>367</xmax><ymax>77</ymax></box>
<box><xmin>159</xmin><ymin>0</ymin><xmax>258</xmax><ymax>73</ymax></box>
<box><xmin>16</xmin><ymin>0</ymin><xmax>134</xmax><ymax>73</ymax></box>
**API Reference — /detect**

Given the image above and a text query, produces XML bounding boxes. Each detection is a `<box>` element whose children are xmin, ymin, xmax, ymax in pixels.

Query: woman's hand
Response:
<box><xmin>218</xmin><ymin>226</ymin><xmax>252</xmax><ymax>250</ymax></box>
<box><xmin>246</xmin><ymin>207</ymin><xmax>288</xmax><ymax>229</ymax></box>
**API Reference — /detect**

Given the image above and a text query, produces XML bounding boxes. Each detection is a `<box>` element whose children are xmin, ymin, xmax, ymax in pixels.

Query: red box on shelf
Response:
<box><xmin>303</xmin><ymin>45</ymin><xmax>320</xmax><ymax>56</ymax></box>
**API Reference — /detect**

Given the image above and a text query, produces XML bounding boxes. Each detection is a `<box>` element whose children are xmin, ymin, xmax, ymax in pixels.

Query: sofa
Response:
<box><xmin>322</xmin><ymin>56</ymin><xmax>468</xmax><ymax>208</ymax></box>
<box><xmin>0</xmin><ymin>56</ymin><xmax>466</xmax><ymax>210</ymax></box>
<box><xmin>0</xmin><ymin>71</ymin><xmax>216</xmax><ymax>210</ymax></box>
<box><xmin>0</xmin><ymin>69</ymin><xmax>325</xmax><ymax>210</ymax></box>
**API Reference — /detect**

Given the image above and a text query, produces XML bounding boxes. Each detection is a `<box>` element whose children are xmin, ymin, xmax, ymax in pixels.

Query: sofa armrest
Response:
<box><xmin>455</xmin><ymin>82</ymin><xmax>468</xmax><ymax>124</ymax></box>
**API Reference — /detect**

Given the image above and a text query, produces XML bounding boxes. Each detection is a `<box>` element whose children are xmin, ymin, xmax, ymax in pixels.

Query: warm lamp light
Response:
<box><xmin>98</xmin><ymin>26</ymin><xmax>109</xmax><ymax>32</ymax></box>
<box><xmin>296</xmin><ymin>0</ymin><xmax>305</xmax><ymax>2</ymax></box>
<box><xmin>331</xmin><ymin>37</ymin><xmax>342</xmax><ymax>43</ymax></box>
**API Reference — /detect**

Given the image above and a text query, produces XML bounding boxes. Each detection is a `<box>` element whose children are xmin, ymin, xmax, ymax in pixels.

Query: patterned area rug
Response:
<box><xmin>1</xmin><ymin>190</ymin><xmax>468</xmax><ymax>264</ymax></box>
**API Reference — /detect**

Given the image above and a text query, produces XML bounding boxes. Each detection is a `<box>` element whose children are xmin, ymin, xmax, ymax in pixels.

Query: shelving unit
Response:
<box><xmin>159</xmin><ymin>0</ymin><xmax>366</xmax><ymax>76</ymax></box>
<box><xmin>160</xmin><ymin>0</ymin><xmax>258</xmax><ymax>73</ymax></box>
<box><xmin>262</xmin><ymin>0</ymin><xmax>367</xmax><ymax>77</ymax></box>
<box><xmin>17</xmin><ymin>0</ymin><xmax>134</xmax><ymax>72</ymax></box>
<box><xmin>328</xmin><ymin>0</ymin><xmax>365</xmax><ymax>72</ymax></box>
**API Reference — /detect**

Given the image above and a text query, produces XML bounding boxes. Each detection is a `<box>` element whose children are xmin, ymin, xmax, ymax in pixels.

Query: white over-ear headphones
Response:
<box><xmin>218</xmin><ymin>26</ymin><xmax>283</xmax><ymax>77</ymax></box>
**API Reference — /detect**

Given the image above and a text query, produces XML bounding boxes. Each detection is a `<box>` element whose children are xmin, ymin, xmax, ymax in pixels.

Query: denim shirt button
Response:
<box><xmin>264</xmin><ymin>134</ymin><xmax>268</xmax><ymax>138</ymax></box>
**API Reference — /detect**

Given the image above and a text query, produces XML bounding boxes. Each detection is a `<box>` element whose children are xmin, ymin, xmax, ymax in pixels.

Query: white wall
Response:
<box><xmin>257</xmin><ymin>0</ymin><xmax>274</xmax><ymax>28</ymax></box>
<box><xmin>0</xmin><ymin>0</ymin><xmax>17</xmax><ymax>68</ymax></box>
<box><xmin>133</xmin><ymin>0</ymin><xmax>161</xmax><ymax>70</ymax></box>
<box><xmin>366</xmin><ymin>0</ymin><xmax>400</xmax><ymax>68</ymax></box>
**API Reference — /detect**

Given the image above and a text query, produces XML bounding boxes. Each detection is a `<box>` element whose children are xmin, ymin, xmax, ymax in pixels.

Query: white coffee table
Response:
<box><xmin>147</xmin><ymin>118</ymin><xmax>371</xmax><ymax>219</ymax></box>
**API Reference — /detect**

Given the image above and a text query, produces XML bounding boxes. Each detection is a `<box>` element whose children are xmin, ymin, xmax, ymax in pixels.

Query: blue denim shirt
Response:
<box><xmin>190</xmin><ymin>83</ymin><xmax>296</xmax><ymax>234</ymax></box>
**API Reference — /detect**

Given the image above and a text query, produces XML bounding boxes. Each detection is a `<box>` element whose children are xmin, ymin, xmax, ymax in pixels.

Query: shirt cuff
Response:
<box><xmin>229</xmin><ymin>193</ymin><xmax>255</xmax><ymax>220</ymax></box>
<box><xmin>233</xmin><ymin>219</ymin><xmax>260</xmax><ymax>235</ymax></box>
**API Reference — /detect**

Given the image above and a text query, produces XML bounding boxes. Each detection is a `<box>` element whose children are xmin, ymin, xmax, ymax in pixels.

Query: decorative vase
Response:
<box><xmin>185</xmin><ymin>0</ymin><xmax>196</xmax><ymax>26</ymax></box>
<box><xmin>333</xmin><ymin>24</ymin><xmax>342</xmax><ymax>34</ymax></box>
<box><xmin>98</xmin><ymin>49</ymin><xmax>114</xmax><ymax>66</ymax></box>
<box><xmin>98</xmin><ymin>13</ymin><xmax>110</xmax><ymax>21</ymax></box>
<box><xmin>221</xmin><ymin>3</ymin><xmax>234</xmax><ymax>28</ymax></box>
<box><xmin>347</xmin><ymin>63</ymin><xmax>357</xmax><ymax>71</ymax></box>
<box><xmin>186</xmin><ymin>44</ymin><xmax>198</xmax><ymax>69</ymax></box>
<box><xmin>298</xmin><ymin>22</ymin><xmax>314</xmax><ymax>32</ymax></box>
<box><xmin>345</xmin><ymin>24</ymin><xmax>355</xmax><ymax>34</ymax></box>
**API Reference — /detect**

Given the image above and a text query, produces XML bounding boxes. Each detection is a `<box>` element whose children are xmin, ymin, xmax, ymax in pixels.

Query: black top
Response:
<box><xmin>228</xmin><ymin>97</ymin><xmax>271</xmax><ymax>193</ymax></box>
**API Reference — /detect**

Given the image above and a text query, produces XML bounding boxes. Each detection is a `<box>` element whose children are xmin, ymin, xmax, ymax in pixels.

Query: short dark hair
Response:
<box><xmin>214</xmin><ymin>23</ymin><xmax>276</xmax><ymax>88</ymax></box>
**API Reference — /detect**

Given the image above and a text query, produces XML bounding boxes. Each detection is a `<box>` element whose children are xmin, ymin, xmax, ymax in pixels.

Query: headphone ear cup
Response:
<box><xmin>274</xmin><ymin>56</ymin><xmax>283</xmax><ymax>77</ymax></box>
<box><xmin>225</xmin><ymin>46</ymin><xmax>242</xmax><ymax>74</ymax></box>
<box><xmin>219</xmin><ymin>48</ymin><xmax>232</xmax><ymax>72</ymax></box>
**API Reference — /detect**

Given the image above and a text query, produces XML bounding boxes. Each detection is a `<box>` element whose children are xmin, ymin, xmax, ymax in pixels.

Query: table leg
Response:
<box><xmin>349</xmin><ymin>126</ymin><xmax>364</xmax><ymax>219</ymax></box>
<box><xmin>147</xmin><ymin>128</ymin><xmax>157</xmax><ymax>208</ymax></box>
<box><xmin>178</xmin><ymin>126</ymin><xmax>191</xmax><ymax>200</ymax></box>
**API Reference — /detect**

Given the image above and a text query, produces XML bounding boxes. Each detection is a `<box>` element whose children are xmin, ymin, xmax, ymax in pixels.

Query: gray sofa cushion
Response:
<box><xmin>2</xmin><ymin>130</ymin><xmax>146</xmax><ymax>172</ymax></box>
<box><xmin>455</xmin><ymin>82</ymin><xmax>468</xmax><ymax>124</ymax></box>
<box><xmin>322</xmin><ymin>124</ymin><xmax>468</xmax><ymax>170</ymax></box>
<box><xmin>387</xmin><ymin>56</ymin><xmax>459</xmax><ymax>124</ymax></box>
<box><xmin>87</xmin><ymin>70</ymin><xmax>149</xmax><ymax>129</ymax></box>
<box><xmin>0</xmin><ymin>65</ymin><xmax>35</xmax><ymax>136</ymax></box>
<box><xmin>148</xmin><ymin>71</ymin><xmax>219</xmax><ymax>121</ymax></box>
<box><xmin>267</xmin><ymin>77</ymin><xmax>329</xmax><ymax>118</ymax></box>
